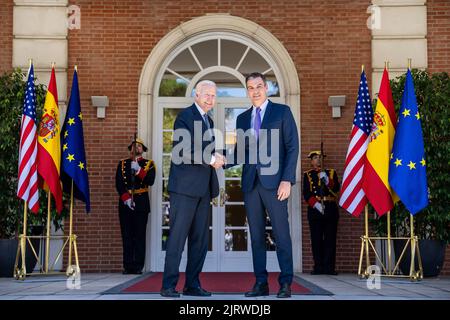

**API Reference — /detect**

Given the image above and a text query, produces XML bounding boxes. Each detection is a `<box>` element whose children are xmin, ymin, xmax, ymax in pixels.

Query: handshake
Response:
<box><xmin>211</xmin><ymin>152</ymin><xmax>227</xmax><ymax>169</ymax></box>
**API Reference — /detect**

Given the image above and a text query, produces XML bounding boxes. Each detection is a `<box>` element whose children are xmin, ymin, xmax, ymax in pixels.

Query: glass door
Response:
<box><xmin>152</xmin><ymin>99</ymin><xmax>282</xmax><ymax>272</ymax></box>
<box><xmin>215</xmin><ymin>101</ymin><xmax>280</xmax><ymax>271</ymax></box>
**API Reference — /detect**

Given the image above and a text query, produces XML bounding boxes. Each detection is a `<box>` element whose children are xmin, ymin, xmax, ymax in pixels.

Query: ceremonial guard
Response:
<box><xmin>303</xmin><ymin>150</ymin><xmax>340</xmax><ymax>275</ymax></box>
<box><xmin>115</xmin><ymin>138</ymin><xmax>155</xmax><ymax>274</ymax></box>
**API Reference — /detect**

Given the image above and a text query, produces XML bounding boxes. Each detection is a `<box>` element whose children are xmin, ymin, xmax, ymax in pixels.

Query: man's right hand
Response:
<box><xmin>313</xmin><ymin>202</ymin><xmax>324</xmax><ymax>214</ymax></box>
<box><xmin>124</xmin><ymin>199</ymin><xmax>135</xmax><ymax>210</ymax></box>
<box><xmin>212</xmin><ymin>153</ymin><xmax>226</xmax><ymax>169</ymax></box>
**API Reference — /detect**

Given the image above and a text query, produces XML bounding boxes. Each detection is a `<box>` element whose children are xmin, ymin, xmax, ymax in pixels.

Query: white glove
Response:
<box><xmin>124</xmin><ymin>198</ymin><xmax>135</xmax><ymax>210</ymax></box>
<box><xmin>131</xmin><ymin>161</ymin><xmax>141</xmax><ymax>174</ymax></box>
<box><xmin>319</xmin><ymin>171</ymin><xmax>329</xmax><ymax>185</ymax></box>
<box><xmin>313</xmin><ymin>202</ymin><xmax>324</xmax><ymax>214</ymax></box>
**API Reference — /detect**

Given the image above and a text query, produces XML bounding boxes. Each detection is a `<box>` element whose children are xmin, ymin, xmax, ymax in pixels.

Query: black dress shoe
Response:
<box><xmin>325</xmin><ymin>270</ymin><xmax>338</xmax><ymax>275</ymax></box>
<box><xmin>245</xmin><ymin>282</ymin><xmax>269</xmax><ymax>297</ymax></box>
<box><xmin>160</xmin><ymin>287</ymin><xmax>180</xmax><ymax>298</ymax></box>
<box><xmin>183</xmin><ymin>287</ymin><xmax>212</xmax><ymax>297</ymax></box>
<box><xmin>277</xmin><ymin>283</ymin><xmax>291</xmax><ymax>298</ymax></box>
<box><xmin>310</xmin><ymin>270</ymin><xmax>322</xmax><ymax>275</ymax></box>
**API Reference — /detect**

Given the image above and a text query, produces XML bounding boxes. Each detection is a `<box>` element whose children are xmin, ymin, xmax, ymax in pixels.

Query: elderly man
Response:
<box><xmin>161</xmin><ymin>80</ymin><xmax>224</xmax><ymax>298</ymax></box>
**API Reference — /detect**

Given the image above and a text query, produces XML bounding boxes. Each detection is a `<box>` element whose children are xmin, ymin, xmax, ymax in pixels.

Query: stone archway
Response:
<box><xmin>138</xmin><ymin>14</ymin><xmax>303</xmax><ymax>272</ymax></box>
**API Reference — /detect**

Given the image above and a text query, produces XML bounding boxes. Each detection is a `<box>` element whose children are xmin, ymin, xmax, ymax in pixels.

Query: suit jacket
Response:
<box><xmin>228</xmin><ymin>100</ymin><xmax>299</xmax><ymax>192</ymax></box>
<box><xmin>168</xmin><ymin>104</ymin><xmax>220</xmax><ymax>198</ymax></box>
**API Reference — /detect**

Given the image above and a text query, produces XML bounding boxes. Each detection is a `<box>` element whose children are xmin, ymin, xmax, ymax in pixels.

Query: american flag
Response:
<box><xmin>17</xmin><ymin>63</ymin><xmax>39</xmax><ymax>213</ymax></box>
<box><xmin>339</xmin><ymin>70</ymin><xmax>374</xmax><ymax>217</ymax></box>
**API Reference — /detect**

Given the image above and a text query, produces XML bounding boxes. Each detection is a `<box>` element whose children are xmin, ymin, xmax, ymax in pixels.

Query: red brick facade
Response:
<box><xmin>0</xmin><ymin>0</ymin><xmax>13</xmax><ymax>75</ymax></box>
<box><xmin>1</xmin><ymin>0</ymin><xmax>448</xmax><ymax>274</ymax></box>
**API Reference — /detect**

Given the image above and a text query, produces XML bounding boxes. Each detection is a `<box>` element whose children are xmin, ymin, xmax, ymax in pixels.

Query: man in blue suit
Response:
<box><xmin>161</xmin><ymin>80</ymin><xmax>225</xmax><ymax>298</ymax></box>
<box><xmin>227</xmin><ymin>72</ymin><xmax>299</xmax><ymax>298</ymax></box>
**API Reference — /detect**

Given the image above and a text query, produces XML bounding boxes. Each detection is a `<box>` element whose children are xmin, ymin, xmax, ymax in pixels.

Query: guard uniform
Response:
<box><xmin>303</xmin><ymin>153</ymin><xmax>340</xmax><ymax>275</ymax></box>
<box><xmin>115</xmin><ymin>154</ymin><xmax>155</xmax><ymax>274</ymax></box>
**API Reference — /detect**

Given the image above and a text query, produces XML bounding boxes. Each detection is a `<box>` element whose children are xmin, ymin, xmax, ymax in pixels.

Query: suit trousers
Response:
<box><xmin>162</xmin><ymin>191</ymin><xmax>211</xmax><ymax>289</ymax></box>
<box><xmin>119</xmin><ymin>203</ymin><xmax>149</xmax><ymax>272</ymax></box>
<box><xmin>244</xmin><ymin>176</ymin><xmax>293</xmax><ymax>285</ymax></box>
<box><xmin>307</xmin><ymin>202</ymin><xmax>339</xmax><ymax>273</ymax></box>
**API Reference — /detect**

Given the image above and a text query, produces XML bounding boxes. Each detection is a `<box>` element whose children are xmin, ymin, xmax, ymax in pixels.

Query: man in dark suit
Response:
<box><xmin>115</xmin><ymin>138</ymin><xmax>155</xmax><ymax>275</ymax></box>
<box><xmin>226</xmin><ymin>72</ymin><xmax>299</xmax><ymax>298</ymax></box>
<box><xmin>160</xmin><ymin>80</ymin><xmax>224</xmax><ymax>298</ymax></box>
<box><xmin>303</xmin><ymin>151</ymin><xmax>340</xmax><ymax>275</ymax></box>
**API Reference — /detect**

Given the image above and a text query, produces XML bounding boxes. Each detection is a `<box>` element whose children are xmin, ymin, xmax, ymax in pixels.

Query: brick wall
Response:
<box><xmin>65</xmin><ymin>0</ymin><xmax>373</xmax><ymax>273</ymax></box>
<box><xmin>0</xmin><ymin>0</ymin><xmax>13</xmax><ymax>74</ymax></box>
<box><xmin>428</xmin><ymin>0</ymin><xmax>450</xmax><ymax>74</ymax></box>
<box><xmin>427</xmin><ymin>0</ymin><xmax>450</xmax><ymax>276</ymax></box>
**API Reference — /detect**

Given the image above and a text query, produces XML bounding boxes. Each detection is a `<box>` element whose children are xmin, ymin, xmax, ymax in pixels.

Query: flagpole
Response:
<box><xmin>68</xmin><ymin>180</ymin><xmax>74</xmax><ymax>271</ymax></box>
<box><xmin>23</xmin><ymin>62</ymin><xmax>32</xmax><ymax>273</ymax></box>
<box><xmin>383</xmin><ymin>60</ymin><xmax>392</xmax><ymax>274</ymax></box>
<box><xmin>361</xmin><ymin>64</ymin><xmax>364</xmax><ymax>72</ymax></box>
<box><xmin>364</xmin><ymin>205</ymin><xmax>370</xmax><ymax>270</ymax></box>
<box><xmin>409</xmin><ymin>213</ymin><xmax>416</xmax><ymax>277</ymax></box>
<box><xmin>408</xmin><ymin>58</ymin><xmax>412</xmax><ymax>70</ymax></box>
<box><xmin>23</xmin><ymin>60</ymin><xmax>31</xmax><ymax>273</ymax></box>
<box><xmin>21</xmin><ymin>201</ymin><xmax>28</xmax><ymax>275</ymax></box>
<box><xmin>45</xmin><ymin>191</ymin><xmax>51</xmax><ymax>273</ymax></box>
<box><xmin>387</xmin><ymin>210</ymin><xmax>392</xmax><ymax>274</ymax></box>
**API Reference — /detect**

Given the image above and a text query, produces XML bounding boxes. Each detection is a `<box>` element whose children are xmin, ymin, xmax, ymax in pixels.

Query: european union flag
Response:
<box><xmin>389</xmin><ymin>69</ymin><xmax>428</xmax><ymax>214</ymax></box>
<box><xmin>61</xmin><ymin>68</ymin><xmax>90</xmax><ymax>212</ymax></box>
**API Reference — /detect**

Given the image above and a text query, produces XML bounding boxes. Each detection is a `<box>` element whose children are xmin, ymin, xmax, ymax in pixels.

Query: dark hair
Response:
<box><xmin>245</xmin><ymin>72</ymin><xmax>266</xmax><ymax>87</ymax></box>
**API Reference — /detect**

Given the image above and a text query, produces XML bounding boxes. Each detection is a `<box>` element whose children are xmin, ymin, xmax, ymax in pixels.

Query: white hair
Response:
<box><xmin>195</xmin><ymin>80</ymin><xmax>216</xmax><ymax>94</ymax></box>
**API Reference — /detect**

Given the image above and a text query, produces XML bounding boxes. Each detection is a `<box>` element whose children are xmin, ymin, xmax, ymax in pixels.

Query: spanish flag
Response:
<box><xmin>37</xmin><ymin>66</ymin><xmax>63</xmax><ymax>213</ymax></box>
<box><xmin>362</xmin><ymin>68</ymin><xmax>398</xmax><ymax>216</ymax></box>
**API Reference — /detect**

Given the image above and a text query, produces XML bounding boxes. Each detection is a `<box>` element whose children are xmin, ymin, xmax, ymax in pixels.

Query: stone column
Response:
<box><xmin>13</xmin><ymin>0</ymin><xmax>68</xmax><ymax>110</ymax></box>
<box><xmin>371</xmin><ymin>0</ymin><xmax>427</xmax><ymax>94</ymax></box>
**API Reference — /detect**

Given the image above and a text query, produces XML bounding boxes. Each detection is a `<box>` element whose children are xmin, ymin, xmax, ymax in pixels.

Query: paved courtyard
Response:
<box><xmin>0</xmin><ymin>273</ymin><xmax>449</xmax><ymax>300</ymax></box>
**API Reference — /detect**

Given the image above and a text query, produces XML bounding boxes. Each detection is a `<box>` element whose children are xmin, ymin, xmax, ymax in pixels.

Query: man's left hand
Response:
<box><xmin>277</xmin><ymin>181</ymin><xmax>291</xmax><ymax>201</ymax></box>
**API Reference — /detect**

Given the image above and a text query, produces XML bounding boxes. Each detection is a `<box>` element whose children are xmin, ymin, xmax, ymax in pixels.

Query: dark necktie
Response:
<box><xmin>254</xmin><ymin>107</ymin><xmax>261</xmax><ymax>139</ymax></box>
<box><xmin>203</xmin><ymin>113</ymin><xmax>210</xmax><ymax>129</ymax></box>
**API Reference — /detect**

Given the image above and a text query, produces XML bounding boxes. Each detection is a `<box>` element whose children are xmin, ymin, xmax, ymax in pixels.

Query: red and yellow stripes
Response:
<box><xmin>37</xmin><ymin>66</ymin><xmax>63</xmax><ymax>212</ymax></box>
<box><xmin>362</xmin><ymin>68</ymin><xmax>398</xmax><ymax>216</ymax></box>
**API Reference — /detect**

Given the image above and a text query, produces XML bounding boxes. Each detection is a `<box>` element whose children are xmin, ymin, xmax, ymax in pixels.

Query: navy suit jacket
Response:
<box><xmin>168</xmin><ymin>104</ymin><xmax>220</xmax><ymax>198</ymax></box>
<box><xmin>227</xmin><ymin>100</ymin><xmax>299</xmax><ymax>192</ymax></box>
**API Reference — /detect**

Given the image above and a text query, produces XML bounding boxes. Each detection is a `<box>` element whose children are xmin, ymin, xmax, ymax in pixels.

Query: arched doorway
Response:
<box><xmin>138</xmin><ymin>15</ymin><xmax>302</xmax><ymax>272</ymax></box>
